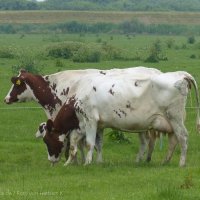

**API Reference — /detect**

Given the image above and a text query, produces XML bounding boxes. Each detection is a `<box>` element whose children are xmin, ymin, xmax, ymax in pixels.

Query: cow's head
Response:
<box><xmin>35</xmin><ymin>122</ymin><xmax>46</xmax><ymax>138</ymax></box>
<box><xmin>43</xmin><ymin>119</ymin><xmax>67</xmax><ymax>164</ymax></box>
<box><xmin>4</xmin><ymin>69</ymin><xmax>33</xmax><ymax>104</ymax></box>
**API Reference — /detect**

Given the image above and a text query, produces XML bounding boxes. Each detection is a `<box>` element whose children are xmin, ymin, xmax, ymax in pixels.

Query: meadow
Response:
<box><xmin>0</xmin><ymin>33</ymin><xmax>200</xmax><ymax>200</ymax></box>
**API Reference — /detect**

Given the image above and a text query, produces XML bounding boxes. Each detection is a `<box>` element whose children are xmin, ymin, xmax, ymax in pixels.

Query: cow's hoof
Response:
<box><xmin>146</xmin><ymin>156</ymin><xmax>151</xmax><ymax>163</ymax></box>
<box><xmin>179</xmin><ymin>162</ymin><xmax>186</xmax><ymax>168</ymax></box>
<box><xmin>64</xmin><ymin>162</ymin><xmax>70</xmax><ymax>166</ymax></box>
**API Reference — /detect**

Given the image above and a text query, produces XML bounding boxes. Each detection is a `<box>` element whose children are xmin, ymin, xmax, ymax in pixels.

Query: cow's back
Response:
<box><xmin>71</xmin><ymin>74</ymin><xmax>155</xmax><ymax>131</ymax></box>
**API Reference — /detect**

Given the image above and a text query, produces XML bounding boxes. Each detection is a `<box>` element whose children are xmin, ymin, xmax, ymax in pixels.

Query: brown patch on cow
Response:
<box><xmin>61</xmin><ymin>87</ymin><xmax>70</xmax><ymax>96</ymax></box>
<box><xmin>52</xmin><ymin>83</ymin><xmax>57</xmax><ymax>91</ymax></box>
<box><xmin>53</xmin><ymin>96</ymin><xmax>80</xmax><ymax>133</ymax></box>
<box><xmin>93</xmin><ymin>86</ymin><xmax>97</xmax><ymax>92</ymax></box>
<box><xmin>74</xmin><ymin>99</ymin><xmax>88</xmax><ymax>120</ymax></box>
<box><xmin>184</xmin><ymin>77</ymin><xmax>192</xmax><ymax>89</ymax></box>
<box><xmin>79</xmin><ymin>100</ymin><xmax>83</xmax><ymax>105</ymax></box>
<box><xmin>114</xmin><ymin>110</ymin><xmax>121</xmax><ymax>118</ymax></box>
<box><xmin>126</xmin><ymin>101</ymin><xmax>134</xmax><ymax>111</ymax></box>
<box><xmin>108</xmin><ymin>84</ymin><xmax>115</xmax><ymax>95</ymax></box>
<box><xmin>99</xmin><ymin>71</ymin><xmax>106</xmax><ymax>75</ymax></box>
<box><xmin>109</xmin><ymin>89</ymin><xmax>114</xmax><ymax>95</ymax></box>
<box><xmin>12</xmin><ymin>71</ymin><xmax>62</xmax><ymax>116</ymax></box>
<box><xmin>119</xmin><ymin>109</ymin><xmax>127</xmax><ymax>117</ymax></box>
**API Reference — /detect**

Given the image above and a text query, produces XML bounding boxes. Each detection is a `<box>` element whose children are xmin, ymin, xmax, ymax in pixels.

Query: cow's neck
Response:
<box><xmin>25</xmin><ymin>74</ymin><xmax>62</xmax><ymax>118</ymax></box>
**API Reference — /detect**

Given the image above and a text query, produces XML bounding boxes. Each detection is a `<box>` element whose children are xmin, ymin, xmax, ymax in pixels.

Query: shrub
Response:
<box><xmin>190</xmin><ymin>54</ymin><xmax>196</xmax><ymax>59</ymax></box>
<box><xmin>47</xmin><ymin>42</ymin><xmax>84</xmax><ymax>59</ymax></box>
<box><xmin>0</xmin><ymin>47</ymin><xmax>15</xmax><ymax>58</ymax></box>
<box><xmin>166</xmin><ymin>38</ymin><xmax>175</xmax><ymax>49</ymax></box>
<box><xmin>12</xmin><ymin>56</ymin><xmax>42</xmax><ymax>74</ymax></box>
<box><xmin>145</xmin><ymin>39</ymin><xmax>161</xmax><ymax>62</ymax></box>
<box><xmin>145</xmin><ymin>39</ymin><xmax>167</xmax><ymax>62</ymax></box>
<box><xmin>87</xmin><ymin>51</ymin><xmax>101</xmax><ymax>62</ymax></box>
<box><xmin>101</xmin><ymin>43</ymin><xmax>122</xmax><ymax>60</ymax></box>
<box><xmin>187</xmin><ymin>36</ymin><xmax>195</xmax><ymax>44</ymax></box>
<box><xmin>47</xmin><ymin>41</ymin><xmax>135</xmax><ymax>62</ymax></box>
<box><xmin>72</xmin><ymin>46</ymin><xmax>101</xmax><ymax>63</ymax></box>
<box><xmin>107</xmin><ymin>129</ymin><xmax>131</xmax><ymax>144</ymax></box>
<box><xmin>145</xmin><ymin>54</ymin><xmax>159</xmax><ymax>63</ymax></box>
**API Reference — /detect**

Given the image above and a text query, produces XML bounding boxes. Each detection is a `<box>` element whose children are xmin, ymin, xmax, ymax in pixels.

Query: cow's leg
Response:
<box><xmin>85</xmin><ymin>122</ymin><xmax>97</xmax><ymax>165</ymax></box>
<box><xmin>95</xmin><ymin>129</ymin><xmax>103</xmax><ymax>163</ymax></box>
<box><xmin>64</xmin><ymin>146</ymin><xmax>77</xmax><ymax>166</ymax></box>
<box><xmin>78</xmin><ymin>138</ymin><xmax>86</xmax><ymax>164</ymax></box>
<box><xmin>136</xmin><ymin>132</ymin><xmax>148</xmax><ymax>163</ymax></box>
<box><xmin>64</xmin><ymin>138</ymin><xmax>70</xmax><ymax>161</ymax></box>
<box><xmin>64</xmin><ymin>130</ymin><xmax>83</xmax><ymax>166</ymax></box>
<box><xmin>146</xmin><ymin>131</ymin><xmax>157</xmax><ymax>162</ymax></box>
<box><xmin>169</xmin><ymin>120</ymin><xmax>188</xmax><ymax>167</ymax></box>
<box><xmin>162</xmin><ymin>133</ymin><xmax>178</xmax><ymax>164</ymax></box>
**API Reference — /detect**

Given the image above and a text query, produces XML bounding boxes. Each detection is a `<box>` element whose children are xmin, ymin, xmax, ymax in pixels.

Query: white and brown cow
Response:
<box><xmin>42</xmin><ymin>71</ymin><xmax>200</xmax><ymax>167</ymax></box>
<box><xmin>4</xmin><ymin>67</ymin><xmax>167</xmax><ymax>163</ymax></box>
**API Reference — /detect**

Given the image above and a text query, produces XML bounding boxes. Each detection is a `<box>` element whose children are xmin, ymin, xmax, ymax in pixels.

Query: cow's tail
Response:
<box><xmin>184</xmin><ymin>73</ymin><xmax>200</xmax><ymax>133</ymax></box>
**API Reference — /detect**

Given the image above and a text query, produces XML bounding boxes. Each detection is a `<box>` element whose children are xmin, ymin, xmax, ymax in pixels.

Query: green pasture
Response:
<box><xmin>0</xmin><ymin>33</ymin><xmax>200</xmax><ymax>200</ymax></box>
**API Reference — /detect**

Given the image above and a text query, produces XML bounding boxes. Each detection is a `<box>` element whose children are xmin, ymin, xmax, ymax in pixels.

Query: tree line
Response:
<box><xmin>1</xmin><ymin>0</ymin><xmax>200</xmax><ymax>11</ymax></box>
<box><xmin>0</xmin><ymin>20</ymin><xmax>200</xmax><ymax>35</ymax></box>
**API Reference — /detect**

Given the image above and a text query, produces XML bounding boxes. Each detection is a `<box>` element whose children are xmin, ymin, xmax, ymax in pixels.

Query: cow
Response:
<box><xmin>4</xmin><ymin>67</ymin><xmax>167</xmax><ymax>163</ymax></box>
<box><xmin>42</xmin><ymin>71</ymin><xmax>200</xmax><ymax>167</ymax></box>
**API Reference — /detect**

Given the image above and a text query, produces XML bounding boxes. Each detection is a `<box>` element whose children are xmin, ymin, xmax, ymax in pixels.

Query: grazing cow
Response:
<box><xmin>43</xmin><ymin>71</ymin><xmax>200</xmax><ymax>167</ymax></box>
<box><xmin>4</xmin><ymin>67</ymin><xmax>164</xmax><ymax>163</ymax></box>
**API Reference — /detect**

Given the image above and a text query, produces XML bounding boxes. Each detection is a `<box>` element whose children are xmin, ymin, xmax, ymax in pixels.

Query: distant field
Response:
<box><xmin>1</xmin><ymin>10</ymin><xmax>200</xmax><ymax>25</ymax></box>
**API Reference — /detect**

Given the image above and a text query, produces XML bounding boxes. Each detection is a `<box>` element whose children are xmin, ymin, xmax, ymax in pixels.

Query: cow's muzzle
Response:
<box><xmin>4</xmin><ymin>98</ymin><xmax>12</xmax><ymax>104</ymax></box>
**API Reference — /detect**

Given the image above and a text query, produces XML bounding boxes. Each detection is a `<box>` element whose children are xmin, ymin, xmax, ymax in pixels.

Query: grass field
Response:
<box><xmin>0</xmin><ymin>33</ymin><xmax>200</xmax><ymax>200</ymax></box>
<box><xmin>0</xmin><ymin>10</ymin><xmax>200</xmax><ymax>25</ymax></box>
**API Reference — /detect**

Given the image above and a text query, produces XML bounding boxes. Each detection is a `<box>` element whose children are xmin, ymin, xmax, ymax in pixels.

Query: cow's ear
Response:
<box><xmin>11</xmin><ymin>76</ymin><xmax>17</xmax><ymax>84</ymax></box>
<box><xmin>20</xmin><ymin>69</ymin><xmax>27</xmax><ymax>73</ymax></box>
<box><xmin>46</xmin><ymin>119</ymin><xmax>54</xmax><ymax>132</ymax></box>
<box><xmin>11</xmin><ymin>77</ymin><xmax>24</xmax><ymax>86</ymax></box>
